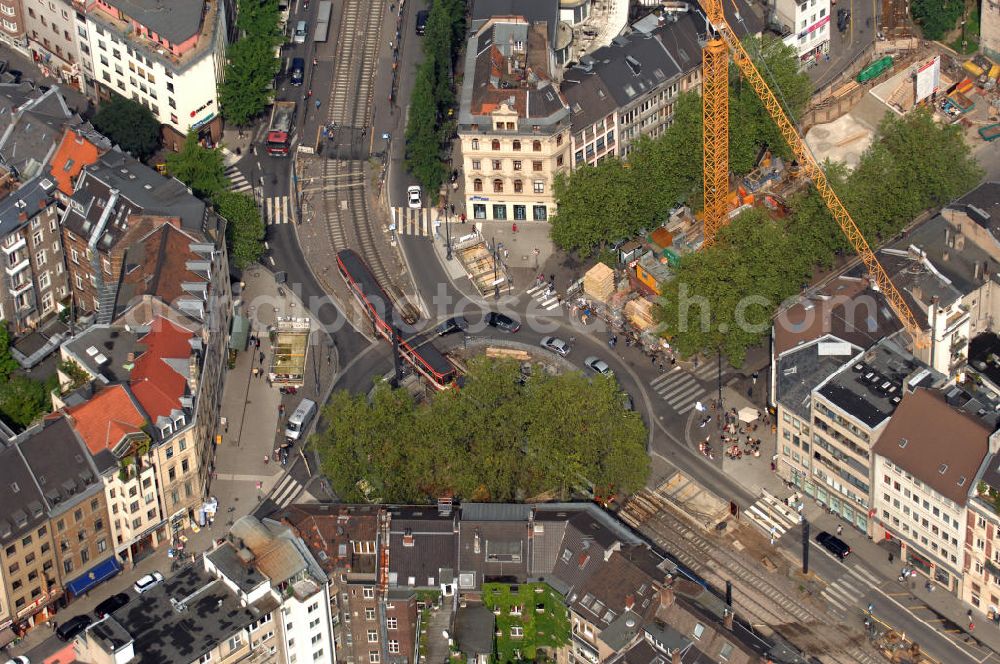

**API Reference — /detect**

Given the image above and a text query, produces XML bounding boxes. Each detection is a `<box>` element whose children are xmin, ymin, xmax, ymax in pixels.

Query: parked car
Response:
<box><xmin>56</xmin><ymin>615</ymin><xmax>92</xmax><ymax>641</ymax></box>
<box><xmin>407</xmin><ymin>185</ymin><xmax>422</xmax><ymax>209</ymax></box>
<box><xmin>293</xmin><ymin>20</ymin><xmax>308</xmax><ymax>43</ymax></box>
<box><xmin>816</xmin><ymin>531</ymin><xmax>851</xmax><ymax>559</ymax></box>
<box><xmin>4</xmin><ymin>656</ymin><xmax>30</xmax><ymax>664</ymax></box>
<box><xmin>584</xmin><ymin>356</ymin><xmax>613</xmax><ymax>376</ymax></box>
<box><xmin>486</xmin><ymin>312</ymin><xmax>520</xmax><ymax>333</ymax></box>
<box><xmin>94</xmin><ymin>592</ymin><xmax>130</xmax><ymax>618</ymax></box>
<box><xmin>133</xmin><ymin>571</ymin><xmax>165</xmax><ymax>594</ymax></box>
<box><xmin>415</xmin><ymin>9</ymin><xmax>429</xmax><ymax>35</ymax></box>
<box><xmin>837</xmin><ymin>8</ymin><xmax>850</xmax><ymax>32</ymax></box>
<box><xmin>290</xmin><ymin>57</ymin><xmax>305</xmax><ymax>86</ymax></box>
<box><xmin>540</xmin><ymin>336</ymin><xmax>570</xmax><ymax>356</ymax></box>
<box><xmin>436</xmin><ymin>316</ymin><xmax>468</xmax><ymax>336</ymax></box>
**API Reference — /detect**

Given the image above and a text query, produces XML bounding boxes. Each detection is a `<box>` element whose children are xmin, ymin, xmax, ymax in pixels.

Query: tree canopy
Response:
<box><xmin>549</xmin><ymin>35</ymin><xmax>810</xmax><ymax>256</ymax></box>
<box><xmin>214</xmin><ymin>191</ymin><xmax>265</xmax><ymax>269</ymax></box>
<box><xmin>911</xmin><ymin>0</ymin><xmax>964</xmax><ymax>41</ymax></box>
<box><xmin>655</xmin><ymin>107</ymin><xmax>982</xmax><ymax>365</ymax></box>
<box><xmin>0</xmin><ymin>325</ymin><xmax>57</xmax><ymax>430</ymax></box>
<box><xmin>404</xmin><ymin>0</ymin><xmax>467</xmax><ymax>198</ymax></box>
<box><xmin>313</xmin><ymin>357</ymin><xmax>649</xmax><ymax>503</ymax></box>
<box><xmin>91</xmin><ymin>94</ymin><xmax>161</xmax><ymax>160</ymax></box>
<box><xmin>219</xmin><ymin>0</ymin><xmax>282</xmax><ymax>126</ymax></box>
<box><xmin>166</xmin><ymin>132</ymin><xmax>229</xmax><ymax>199</ymax></box>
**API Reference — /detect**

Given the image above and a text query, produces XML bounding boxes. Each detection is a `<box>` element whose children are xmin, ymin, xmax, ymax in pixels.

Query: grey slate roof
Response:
<box><xmin>0</xmin><ymin>175</ymin><xmax>57</xmax><ymax>236</ymax></box>
<box><xmin>776</xmin><ymin>335</ymin><xmax>860</xmax><ymax>420</ymax></box>
<box><xmin>103</xmin><ymin>0</ymin><xmax>206</xmax><ymax>45</ymax></box>
<box><xmin>470</xmin><ymin>0</ymin><xmax>559</xmax><ymax>44</ymax></box>
<box><xmin>388</xmin><ymin>506</ymin><xmax>457</xmax><ymax>588</ymax></box>
<box><xmin>461</xmin><ymin>503</ymin><xmax>532</xmax><ymax>521</ymax></box>
<box><xmin>454</xmin><ymin>603</ymin><xmax>495</xmax><ymax>656</ymax></box>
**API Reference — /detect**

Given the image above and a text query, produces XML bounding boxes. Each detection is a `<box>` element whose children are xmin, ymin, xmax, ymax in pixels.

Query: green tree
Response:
<box><xmin>911</xmin><ymin>0</ymin><xmax>964</xmax><ymax>41</ymax></box>
<box><xmin>214</xmin><ymin>191</ymin><xmax>265</xmax><ymax>269</ymax></box>
<box><xmin>91</xmin><ymin>94</ymin><xmax>161</xmax><ymax>160</ymax></box>
<box><xmin>166</xmin><ymin>131</ymin><xmax>229</xmax><ymax>199</ymax></box>
<box><xmin>312</xmin><ymin>357</ymin><xmax>648</xmax><ymax>503</ymax></box>
<box><xmin>550</xmin><ymin>160</ymin><xmax>640</xmax><ymax>257</ymax></box>
<box><xmin>0</xmin><ymin>325</ymin><xmax>20</xmax><ymax>379</ymax></box>
<box><xmin>404</xmin><ymin>62</ymin><xmax>448</xmax><ymax>195</ymax></box>
<box><xmin>219</xmin><ymin>39</ymin><xmax>281</xmax><ymax>126</ymax></box>
<box><xmin>0</xmin><ymin>376</ymin><xmax>50</xmax><ymax>429</ymax></box>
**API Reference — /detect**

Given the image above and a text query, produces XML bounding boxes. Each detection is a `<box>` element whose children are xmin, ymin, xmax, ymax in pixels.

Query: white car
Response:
<box><xmin>407</xmin><ymin>185</ymin><xmax>422</xmax><ymax>209</ymax></box>
<box><xmin>540</xmin><ymin>336</ymin><xmax>571</xmax><ymax>357</ymax></box>
<box><xmin>133</xmin><ymin>571</ymin><xmax>164</xmax><ymax>594</ymax></box>
<box><xmin>4</xmin><ymin>657</ymin><xmax>30</xmax><ymax>664</ymax></box>
<box><xmin>584</xmin><ymin>356</ymin><xmax>613</xmax><ymax>376</ymax></box>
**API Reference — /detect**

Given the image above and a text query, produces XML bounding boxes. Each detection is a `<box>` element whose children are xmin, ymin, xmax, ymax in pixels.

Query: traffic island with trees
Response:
<box><xmin>403</xmin><ymin>0</ymin><xmax>467</xmax><ymax>198</ymax></box>
<box><xmin>549</xmin><ymin>35</ymin><xmax>982</xmax><ymax>366</ymax></box>
<box><xmin>312</xmin><ymin>356</ymin><xmax>649</xmax><ymax>504</ymax></box>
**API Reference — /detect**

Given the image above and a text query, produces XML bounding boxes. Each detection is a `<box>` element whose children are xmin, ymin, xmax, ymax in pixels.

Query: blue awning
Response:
<box><xmin>64</xmin><ymin>556</ymin><xmax>123</xmax><ymax>596</ymax></box>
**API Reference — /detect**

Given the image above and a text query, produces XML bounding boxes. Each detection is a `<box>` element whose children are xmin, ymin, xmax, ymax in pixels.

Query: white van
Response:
<box><xmin>285</xmin><ymin>398</ymin><xmax>317</xmax><ymax>440</ymax></box>
<box><xmin>293</xmin><ymin>20</ymin><xmax>308</xmax><ymax>43</ymax></box>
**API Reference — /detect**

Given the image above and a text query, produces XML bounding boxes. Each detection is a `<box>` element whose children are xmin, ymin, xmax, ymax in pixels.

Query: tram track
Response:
<box><xmin>622</xmin><ymin>489</ymin><xmax>882</xmax><ymax>664</ymax></box>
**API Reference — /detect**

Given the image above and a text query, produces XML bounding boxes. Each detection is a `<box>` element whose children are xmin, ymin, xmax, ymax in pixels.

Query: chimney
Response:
<box><xmin>671</xmin><ymin>649</ymin><xmax>682</xmax><ymax>664</ymax></box>
<box><xmin>942</xmin><ymin>250</ymin><xmax>949</xmax><ymax>262</ymax></box>
<box><xmin>624</xmin><ymin>594</ymin><xmax>635</xmax><ymax>611</ymax></box>
<box><xmin>723</xmin><ymin>608</ymin><xmax>734</xmax><ymax>631</ymax></box>
<box><xmin>17</xmin><ymin>211</ymin><xmax>26</xmax><ymax>222</ymax></box>
<box><xmin>956</xmin><ymin>233</ymin><xmax>966</xmax><ymax>251</ymax></box>
<box><xmin>976</xmin><ymin>261</ymin><xmax>983</xmax><ymax>281</ymax></box>
<box><xmin>912</xmin><ymin>286</ymin><xmax>923</xmax><ymax>303</ymax></box>
<box><xmin>945</xmin><ymin>227</ymin><xmax>952</xmax><ymax>246</ymax></box>
<box><xmin>38</xmin><ymin>199</ymin><xmax>46</xmax><ymax>209</ymax></box>
<box><xmin>657</xmin><ymin>584</ymin><xmax>675</xmax><ymax>612</ymax></box>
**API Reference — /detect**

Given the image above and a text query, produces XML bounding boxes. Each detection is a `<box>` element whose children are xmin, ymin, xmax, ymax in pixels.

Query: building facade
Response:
<box><xmin>770</xmin><ymin>0</ymin><xmax>831</xmax><ymax>62</ymax></box>
<box><xmin>21</xmin><ymin>0</ymin><xmax>83</xmax><ymax>89</ymax></box>
<box><xmin>458</xmin><ymin>16</ymin><xmax>571</xmax><ymax>223</ymax></box>
<box><xmin>0</xmin><ymin>0</ymin><xmax>26</xmax><ymax>53</ymax></box>
<box><xmin>80</xmin><ymin>0</ymin><xmax>226</xmax><ymax>148</ymax></box>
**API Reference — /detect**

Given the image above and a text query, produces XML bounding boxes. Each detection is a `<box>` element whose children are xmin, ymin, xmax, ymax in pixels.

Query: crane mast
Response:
<box><xmin>699</xmin><ymin>0</ymin><xmax>927</xmax><ymax>346</ymax></box>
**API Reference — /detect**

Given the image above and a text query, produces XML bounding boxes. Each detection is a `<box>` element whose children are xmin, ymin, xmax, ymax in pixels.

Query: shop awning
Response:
<box><xmin>64</xmin><ymin>556</ymin><xmax>123</xmax><ymax>596</ymax></box>
<box><xmin>229</xmin><ymin>315</ymin><xmax>250</xmax><ymax>351</ymax></box>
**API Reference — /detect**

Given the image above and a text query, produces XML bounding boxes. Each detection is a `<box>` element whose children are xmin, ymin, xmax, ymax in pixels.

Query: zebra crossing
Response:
<box><xmin>225</xmin><ymin>164</ymin><xmax>252</xmax><ymax>193</ymax></box>
<box><xmin>269</xmin><ymin>471</ymin><xmax>305</xmax><ymax>509</ymax></box>
<box><xmin>820</xmin><ymin>565</ymin><xmax>881</xmax><ymax>616</ymax></box>
<box><xmin>264</xmin><ymin>196</ymin><xmax>291</xmax><ymax>225</ymax></box>
<box><xmin>742</xmin><ymin>490</ymin><xmax>800</xmax><ymax>540</ymax></box>
<box><xmin>391</xmin><ymin>207</ymin><xmax>433</xmax><ymax>237</ymax></box>
<box><xmin>525</xmin><ymin>282</ymin><xmax>560</xmax><ymax>311</ymax></box>
<box><xmin>648</xmin><ymin>362</ymin><xmax>717</xmax><ymax>414</ymax></box>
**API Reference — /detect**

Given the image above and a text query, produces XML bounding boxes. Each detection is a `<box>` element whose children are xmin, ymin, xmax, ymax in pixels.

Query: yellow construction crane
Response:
<box><xmin>699</xmin><ymin>0</ymin><xmax>927</xmax><ymax>346</ymax></box>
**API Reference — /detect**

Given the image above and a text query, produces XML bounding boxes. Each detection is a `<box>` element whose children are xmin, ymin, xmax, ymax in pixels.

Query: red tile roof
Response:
<box><xmin>49</xmin><ymin>128</ymin><xmax>103</xmax><ymax>196</ymax></box>
<box><xmin>130</xmin><ymin>317</ymin><xmax>194</xmax><ymax>422</ymax></box>
<box><xmin>65</xmin><ymin>385</ymin><xmax>146</xmax><ymax>455</ymax></box>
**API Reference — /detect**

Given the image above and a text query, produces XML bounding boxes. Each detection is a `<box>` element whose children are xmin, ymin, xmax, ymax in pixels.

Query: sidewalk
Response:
<box><xmin>684</xmin><ymin>383</ymin><xmax>1000</xmax><ymax>658</ymax></box>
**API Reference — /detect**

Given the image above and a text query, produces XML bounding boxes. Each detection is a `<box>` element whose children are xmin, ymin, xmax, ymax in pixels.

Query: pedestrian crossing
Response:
<box><xmin>264</xmin><ymin>195</ymin><xmax>291</xmax><ymax>225</ymax></box>
<box><xmin>525</xmin><ymin>282</ymin><xmax>561</xmax><ymax>311</ymax></box>
<box><xmin>648</xmin><ymin>362</ymin><xmax>717</xmax><ymax>414</ymax></box>
<box><xmin>391</xmin><ymin>207</ymin><xmax>434</xmax><ymax>237</ymax></box>
<box><xmin>270</xmin><ymin>471</ymin><xmax>305</xmax><ymax>509</ymax></box>
<box><xmin>225</xmin><ymin>164</ymin><xmax>252</xmax><ymax>193</ymax></box>
<box><xmin>821</xmin><ymin>565</ymin><xmax>881</xmax><ymax>615</ymax></box>
<box><xmin>742</xmin><ymin>490</ymin><xmax>800</xmax><ymax>540</ymax></box>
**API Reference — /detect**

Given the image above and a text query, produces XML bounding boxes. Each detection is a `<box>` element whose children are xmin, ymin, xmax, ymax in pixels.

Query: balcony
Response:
<box><xmin>8</xmin><ymin>277</ymin><xmax>32</xmax><ymax>297</ymax></box>
<box><xmin>5</xmin><ymin>256</ymin><xmax>28</xmax><ymax>276</ymax></box>
<box><xmin>1</xmin><ymin>235</ymin><xmax>25</xmax><ymax>255</ymax></box>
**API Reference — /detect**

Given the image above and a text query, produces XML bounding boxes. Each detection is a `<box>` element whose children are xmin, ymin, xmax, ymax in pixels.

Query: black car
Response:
<box><xmin>94</xmin><ymin>592</ymin><xmax>130</xmax><ymax>618</ymax></box>
<box><xmin>436</xmin><ymin>316</ymin><xmax>468</xmax><ymax>336</ymax></box>
<box><xmin>837</xmin><ymin>8</ymin><xmax>850</xmax><ymax>32</ymax></box>
<box><xmin>816</xmin><ymin>531</ymin><xmax>851</xmax><ymax>559</ymax></box>
<box><xmin>415</xmin><ymin>10</ymin><xmax>429</xmax><ymax>35</ymax></box>
<box><xmin>290</xmin><ymin>57</ymin><xmax>305</xmax><ymax>86</ymax></box>
<box><xmin>56</xmin><ymin>614</ymin><xmax>92</xmax><ymax>641</ymax></box>
<box><xmin>486</xmin><ymin>312</ymin><xmax>520</xmax><ymax>333</ymax></box>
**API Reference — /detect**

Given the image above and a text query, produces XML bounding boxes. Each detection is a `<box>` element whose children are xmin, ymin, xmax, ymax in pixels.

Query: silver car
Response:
<box><xmin>540</xmin><ymin>336</ymin><xmax>571</xmax><ymax>356</ymax></box>
<box><xmin>584</xmin><ymin>356</ymin><xmax>613</xmax><ymax>376</ymax></box>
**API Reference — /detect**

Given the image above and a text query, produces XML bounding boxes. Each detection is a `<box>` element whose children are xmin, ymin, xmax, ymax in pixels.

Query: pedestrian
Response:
<box><xmin>889</xmin><ymin>552</ymin><xmax>894</xmax><ymax>563</ymax></box>
<box><xmin>256</xmin><ymin>338</ymin><xmax>261</xmax><ymax>349</ymax></box>
<box><xmin>259</xmin><ymin>351</ymin><xmax>265</xmax><ymax>365</ymax></box>
<box><xmin>252</xmin><ymin>367</ymin><xmax>259</xmax><ymax>378</ymax></box>
<box><xmin>315</xmin><ymin>99</ymin><xmax>321</xmax><ymax>109</ymax></box>
<box><xmin>836</xmin><ymin>524</ymin><xmax>843</xmax><ymax>536</ymax></box>
<box><xmin>449</xmin><ymin>203</ymin><xmax>455</xmax><ymax>215</ymax></box>
<box><xmin>460</xmin><ymin>213</ymin><xmax>467</xmax><ymax>224</ymax></box>
<box><xmin>307</xmin><ymin>89</ymin><xmax>313</xmax><ymax>98</ymax></box>
<box><xmin>279</xmin><ymin>404</ymin><xmax>285</xmax><ymax>418</ymax></box>
<box><xmin>312</xmin><ymin>57</ymin><xmax>318</xmax><ymax>66</ymax></box>
<box><xmin>512</xmin><ymin>222</ymin><xmax>518</xmax><ymax>233</ymax></box>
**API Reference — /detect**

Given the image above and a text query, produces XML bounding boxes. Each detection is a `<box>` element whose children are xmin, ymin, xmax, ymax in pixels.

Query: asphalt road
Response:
<box><xmin>809</xmin><ymin>0</ymin><xmax>878</xmax><ymax>90</ymax></box>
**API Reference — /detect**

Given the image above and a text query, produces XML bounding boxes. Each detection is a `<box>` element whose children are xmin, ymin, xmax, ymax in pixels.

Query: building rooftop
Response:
<box><xmin>109</xmin><ymin>564</ymin><xmax>264</xmax><ymax>664</ymax></box>
<box><xmin>101</xmin><ymin>0</ymin><xmax>205</xmax><ymax>46</ymax></box>
<box><xmin>65</xmin><ymin>150</ymin><xmax>206</xmax><ymax>245</ymax></box>
<box><xmin>129</xmin><ymin>317</ymin><xmax>194</xmax><ymax>424</ymax></box>
<box><xmin>947</xmin><ymin>181</ymin><xmax>1000</xmax><ymax>244</ymax></box>
<box><xmin>776</xmin><ymin>335</ymin><xmax>861</xmax><ymax>420</ymax></box>
<box><xmin>62</xmin><ymin>325</ymin><xmax>141</xmax><ymax>384</ymax></box>
<box><xmin>0</xmin><ymin>174</ymin><xmax>58</xmax><ymax>237</ymax></box>
<box><xmin>816</xmin><ymin>337</ymin><xmax>936</xmax><ymax>429</ymax></box>
<box><xmin>205</xmin><ymin>542</ymin><xmax>268</xmax><ymax>595</ymax></box>
<box><xmin>453</xmin><ymin>602</ymin><xmax>495</xmax><ymax>656</ymax></box>
<box><xmin>0</xmin><ymin>86</ymin><xmax>79</xmax><ymax>180</ymax></box>
<box><xmin>459</xmin><ymin>17</ymin><xmax>568</xmax><ymax>127</ymax></box>
<box><xmin>469</xmin><ymin>0</ymin><xmax>559</xmax><ymax>45</ymax></box>
<box><xmin>773</xmin><ymin>276</ymin><xmax>902</xmax><ymax>356</ymax></box>
<box><xmin>0</xmin><ymin>440</ymin><xmax>47</xmax><ymax>543</ymax></box>
<box><xmin>64</xmin><ymin>384</ymin><xmax>147</xmax><ymax>455</ymax></box>
<box><xmin>49</xmin><ymin>127</ymin><xmax>109</xmax><ymax>197</ymax></box>
<box><xmin>116</xmin><ymin>223</ymin><xmax>211</xmax><ymax>316</ymax></box>
<box><xmin>228</xmin><ymin>516</ymin><xmax>327</xmax><ymax>594</ymax></box>
<box><xmin>874</xmin><ymin>388</ymin><xmax>991</xmax><ymax>505</ymax></box>
<box><xmin>388</xmin><ymin>506</ymin><xmax>457</xmax><ymax>589</ymax></box>
<box><xmin>279</xmin><ymin>503</ymin><xmax>380</xmax><ymax>575</ymax></box>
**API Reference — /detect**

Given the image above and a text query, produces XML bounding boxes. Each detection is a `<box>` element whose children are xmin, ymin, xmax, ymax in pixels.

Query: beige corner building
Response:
<box><xmin>457</xmin><ymin>15</ymin><xmax>570</xmax><ymax>224</ymax></box>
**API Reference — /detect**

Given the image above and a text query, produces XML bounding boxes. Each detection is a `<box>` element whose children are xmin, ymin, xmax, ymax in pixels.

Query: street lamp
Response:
<box><xmin>445</xmin><ymin>202</ymin><xmax>453</xmax><ymax>261</ymax></box>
